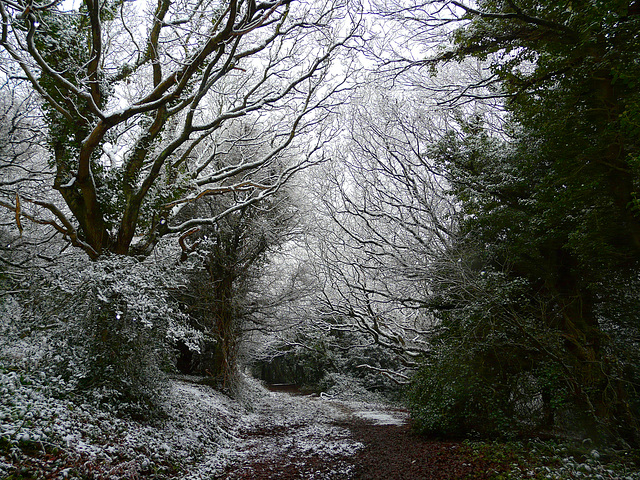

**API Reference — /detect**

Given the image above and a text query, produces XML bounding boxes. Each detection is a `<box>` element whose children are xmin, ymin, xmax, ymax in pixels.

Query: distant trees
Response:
<box><xmin>0</xmin><ymin>0</ymin><xmax>356</xmax><ymax>259</ymax></box>
<box><xmin>0</xmin><ymin>88</ymin><xmax>45</xmax><ymax>202</ymax></box>
<box><xmin>0</xmin><ymin>87</ymin><xmax>51</xmax><ymax>264</ymax></box>
<box><xmin>307</xmin><ymin>86</ymin><xmax>457</xmax><ymax>381</ymax></box>
<box><xmin>241</xmin><ymin>82</ymin><xmax>456</xmax><ymax>392</ymax></box>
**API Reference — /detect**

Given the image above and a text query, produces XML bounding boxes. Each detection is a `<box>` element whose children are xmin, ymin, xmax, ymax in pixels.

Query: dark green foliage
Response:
<box><xmin>409</xmin><ymin>253</ymin><xmax>570</xmax><ymax>438</ymax></box>
<box><xmin>408</xmin><ymin>0</ymin><xmax>640</xmax><ymax>444</ymax></box>
<box><xmin>414</xmin><ymin>116</ymin><xmax>640</xmax><ymax>440</ymax></box>
<box><xmin>407</xmin><ymin>354</ymin><xmax>514</xmax><ymax>438</ymax></box>
<box><xmin>71</xmin><ymin>302</ymin><xmax>169</xmax><ymax>418</ymax></box>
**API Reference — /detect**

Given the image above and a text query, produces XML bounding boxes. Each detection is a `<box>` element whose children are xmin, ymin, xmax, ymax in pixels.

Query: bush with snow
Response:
<box><xmin>0</xmin><ymin>363</ymin><xmax>248</xmax><ymax>479</ymax></box>
<box><xmin>1</xmin><ymin>251</ymin><xmax>195</xmax><ymax>416</ymax></box>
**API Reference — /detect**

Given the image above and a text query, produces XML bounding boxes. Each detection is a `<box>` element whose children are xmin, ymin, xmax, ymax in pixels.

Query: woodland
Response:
<box><xmin>1</xmin><ymin>0</ymin><xmax>640</xmax><ymax>478</ymax></box>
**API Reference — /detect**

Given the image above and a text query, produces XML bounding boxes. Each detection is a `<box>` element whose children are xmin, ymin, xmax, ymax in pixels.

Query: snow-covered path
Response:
<box><xmin>215</xmin><ymin>387</ymin><xmax>408</xmax><ymax>479</ymax></box>
<box><xmin>0</xmin><ymin>371</ymin><xmax>408</xmax><ymax>479</ymax></box>
<box><xmin>6</xmin><ymin>376</ymin><xmax>632</xmax><ymax>479</ymax></box>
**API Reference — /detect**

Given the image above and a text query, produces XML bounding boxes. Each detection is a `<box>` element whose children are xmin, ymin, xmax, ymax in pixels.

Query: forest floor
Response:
<box><xmin>2</xmin><ymin>374</ymin><xmax>639</xmax><ymax>479</ymax></box>
<box><xmin>218</xmin><ymin>383</ymin><xmax>510</xmax><ymax>480</ymax></box>
<box><xmin>216</xmin><ymin>384</ymin><xmax>638</xmax><ymax>480</ymax></box>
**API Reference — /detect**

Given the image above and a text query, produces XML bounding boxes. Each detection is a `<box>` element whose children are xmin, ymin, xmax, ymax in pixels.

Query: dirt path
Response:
<box><xmin>215</xmin><ymin>388</ymin><xmax>504</xmax><ymax>480</ymax></box>
<box><xmin>346</xmin><ymin>421</ymin><xmax>500</xmax><ymax>480</ymax></box>
<box><xmin>217</xmin><ymin>388</ymin><xmax>365</xmax><ymax>479</ymax></box>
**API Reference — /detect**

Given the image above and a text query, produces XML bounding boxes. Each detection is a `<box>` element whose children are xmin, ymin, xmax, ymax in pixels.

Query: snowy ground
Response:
<box><xmin>0</xmin><ymin>371</ymin><xmax>407</xmax><ymax>479</ymax></box>
<box><xmin>199</xmin><ymin>380</ymin><xmax>408</xmax><ymax>479</ymax></box>
<box><xmin>3</xmin><ymin>371</ymin><xmax>639</xmax><ymax>480</ymax></box>
<box><xmin>218</xmin><ymin>389</ymin><xmax>363</xmax><ymax>479</ymax></box>
<box><xmin>351</xmin><ymin>408</ymin><xmax>407</xmax><ymax>426</ymax></box>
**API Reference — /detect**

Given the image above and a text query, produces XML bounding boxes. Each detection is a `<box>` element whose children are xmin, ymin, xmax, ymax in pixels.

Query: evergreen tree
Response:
<box><xmin>409</xmin><ymin>0</ymin><xmax>640</xmax><ymax>443</ymax></box>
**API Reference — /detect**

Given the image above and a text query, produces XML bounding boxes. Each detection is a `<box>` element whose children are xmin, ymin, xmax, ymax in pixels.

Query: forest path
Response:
<box><xmin>217</xmin><ymin>386</ymin><xmax>406</xmax><ymax>479</ymax></box>
<box><xmin>215</xmin><ymin>387</ymin><xmax>495</xmax><ymax>480</ymax></box>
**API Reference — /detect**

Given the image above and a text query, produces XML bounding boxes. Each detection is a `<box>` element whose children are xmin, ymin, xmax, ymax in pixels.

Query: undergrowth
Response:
<box><xmin>460</xmin><ymin>440</ymin><xmax>640</xmax><ymax>480</ymax></box>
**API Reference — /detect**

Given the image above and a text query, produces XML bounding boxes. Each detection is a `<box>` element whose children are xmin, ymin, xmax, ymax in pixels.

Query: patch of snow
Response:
<box><xmin>352</xmin><ymin>410</ymin><xmax>408</xmax><ymax>426</ymax></box>
<box><xmin>207</xmin><ymin>381</ymin><xmax>366</xmax><ymax>479</ymax></box>
<box><xmin>59</xmin><ymin>177</ymin><xmax>76</xmax><ymax>188</ymax></box>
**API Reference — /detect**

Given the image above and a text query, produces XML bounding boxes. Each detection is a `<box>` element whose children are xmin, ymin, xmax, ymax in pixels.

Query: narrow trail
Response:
<box><xmin>218</xmin><ymin>386</ymin><xmax>368</xmax><ymax>479</ymax></box>
<box><xmin>216</xmin><ymin>386</ymin><xmax>498</xmax><ymax>480</ymax></box>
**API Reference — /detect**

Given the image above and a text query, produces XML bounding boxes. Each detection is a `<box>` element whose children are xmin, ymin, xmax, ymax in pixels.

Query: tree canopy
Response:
<box><xmin>1</xmin><ymin>0</ymin><xmax>640</xmax><ymax>451</ymax></box>
<box><xmin>0</xmin><ymin>0</ymin><xmax>355</xmax><ymax>258</ymax></box>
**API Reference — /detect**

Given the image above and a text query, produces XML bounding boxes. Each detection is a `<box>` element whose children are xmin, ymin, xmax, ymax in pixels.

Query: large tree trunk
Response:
<box><xmin>549</xmin><ymin>248</ymin><xmax>638</xmax><ymax>442</ymax></box>
<box><xmin>55</xmin><ymin>172</ymin><xmax>110</xmax><ymax>258</ymax></box>
<box><xmin>207</xmin><ymin>262</ymin><xmax>239</xmax><ymax>390</ymax></box>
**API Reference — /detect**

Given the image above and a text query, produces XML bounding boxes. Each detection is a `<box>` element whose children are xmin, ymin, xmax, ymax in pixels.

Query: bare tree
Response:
<box><xmin>0</xmin><ymin>0</ymin><xmax>359</xmax><ymax>259</ymax></box>
<box><xmin>262</xmin><ymin>84</ymin><xmax>459</xmax><ymax>383</ymax></box>
<box><xmin>0</xmin><ymin>82</ymin><xmax>63</xmax><ymax>267</ymax></box>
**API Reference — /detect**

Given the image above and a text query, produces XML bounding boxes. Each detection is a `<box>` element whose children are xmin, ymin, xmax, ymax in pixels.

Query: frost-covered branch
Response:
<box><xmin>0</xmin><ymin>0</ymin><xmax>360</xmax><ymax>258</ymax></box>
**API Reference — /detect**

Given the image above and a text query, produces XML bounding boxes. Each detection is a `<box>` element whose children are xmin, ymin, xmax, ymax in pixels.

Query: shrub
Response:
<box><xmin>3</xmin><ymin>252</ymin><xmax>191</xmax><ymax>417</ymax></box>
<box><xmin>406</xmin><ymin>352</ymin><xmax>516</xmax><ymax>438</ymax></box>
